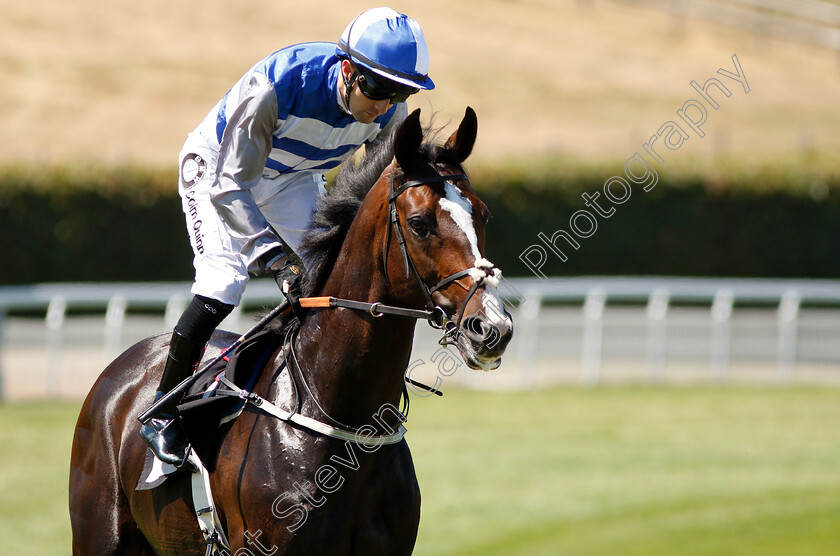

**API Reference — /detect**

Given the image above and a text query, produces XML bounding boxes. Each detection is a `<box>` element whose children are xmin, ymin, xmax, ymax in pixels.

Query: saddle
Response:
<box><xmin>176</xmin><ymin>328</ymin><xmax>285</xmax><ymax>471</ymax></box>
<box><xmin>137</xmin><ymin>327</ymin><xmax>284</xmax><ymax>493</ymax></box>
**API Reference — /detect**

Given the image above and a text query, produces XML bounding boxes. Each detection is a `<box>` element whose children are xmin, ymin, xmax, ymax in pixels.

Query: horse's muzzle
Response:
<box><xmin>456</xmin><ymin>308</ymin><xmax>513</xmax><ymax>371</ymax></box>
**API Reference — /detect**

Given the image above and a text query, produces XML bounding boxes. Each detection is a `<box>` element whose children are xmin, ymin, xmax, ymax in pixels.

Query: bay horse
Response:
<box><xmin>69</xmin><ymin>107</ymin><xmax>513</xmax><ymax>555</ymax></box>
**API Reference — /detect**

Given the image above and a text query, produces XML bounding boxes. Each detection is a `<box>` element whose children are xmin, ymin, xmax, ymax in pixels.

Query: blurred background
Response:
<box><xmin>1</xmin><ymin>0</ymin><xmax>839</xmax><ymax>554</ymax></box>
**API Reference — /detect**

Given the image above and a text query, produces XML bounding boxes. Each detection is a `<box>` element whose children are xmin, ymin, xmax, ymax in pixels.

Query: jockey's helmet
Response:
<box><xmin>336</xmin><ymin>7</ymin><xmax>435</xmax><ymax>92</ymax></box>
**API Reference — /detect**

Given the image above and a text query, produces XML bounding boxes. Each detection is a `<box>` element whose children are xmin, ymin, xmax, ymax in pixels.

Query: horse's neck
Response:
<box><xmin>290</xmin><ymin>187</ymin><xmax>419</xmax><ymax>427</ymax></box>
<box><xmin>291</xmin><ymin>305</ymin><xmax>415</xmax><ymax>427</ymax></box>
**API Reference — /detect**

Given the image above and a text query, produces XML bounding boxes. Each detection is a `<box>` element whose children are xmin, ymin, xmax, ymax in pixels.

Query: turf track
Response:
<box><xmin>1</xmin><ymin>386</ymin><xmax>838</xmax><ymax>555</ymax></box>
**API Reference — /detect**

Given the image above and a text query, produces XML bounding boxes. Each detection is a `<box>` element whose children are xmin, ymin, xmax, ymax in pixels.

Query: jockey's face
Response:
<box><xmin>339</xmin><ymin>60</ymin><xmax>395</xmax><ymax>124</ymax></box>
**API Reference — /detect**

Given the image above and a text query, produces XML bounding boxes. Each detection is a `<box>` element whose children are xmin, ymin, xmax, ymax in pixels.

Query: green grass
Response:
<box><xmin>2</xmin><ymin>387</ymin><xmax>840</xmax><ymax>555</ymax></box>
<box><xmin>409</xmin><ymin>387</ymin><xmax>840</xmax><ymax>556</ymax></box>
<box><xmin>0</xmin><ymin>401</ymin><xmax>81</xmax><ymax>555</ymax></box>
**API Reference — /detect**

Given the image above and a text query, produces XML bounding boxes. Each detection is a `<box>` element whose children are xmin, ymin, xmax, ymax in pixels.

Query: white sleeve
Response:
<box><xmin>210</xmin><ymin>73</ymin><xmax>281</xmax><ymax>273</ymax></box>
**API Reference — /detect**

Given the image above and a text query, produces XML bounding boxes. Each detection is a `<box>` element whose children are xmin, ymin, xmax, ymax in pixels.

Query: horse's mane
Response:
<box><xmin>296</xmin><ymin>138</ymin><xmax>395</xmax><ymax>298</ymax></box>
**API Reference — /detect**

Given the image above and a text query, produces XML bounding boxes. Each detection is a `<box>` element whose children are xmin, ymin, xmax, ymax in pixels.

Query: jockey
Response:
<box><xmin>140</xmin><ymin>7</ymin><xmax>435</xmax><ymax>469</ymax></box>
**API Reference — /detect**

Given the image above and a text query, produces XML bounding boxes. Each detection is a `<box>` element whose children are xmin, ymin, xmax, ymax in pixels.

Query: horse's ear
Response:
<box><xmin>444</xmin><ymin>106</ymin><xmax>478</xmax><ymax>163</ymax></box>
<box><xmin>394</xmin><ymin>108</ymin><xmax>423</xmax><ymax>173</ymax></box>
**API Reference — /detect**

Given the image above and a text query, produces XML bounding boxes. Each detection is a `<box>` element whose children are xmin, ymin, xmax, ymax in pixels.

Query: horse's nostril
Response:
<box><xmin>462</xmin><ymin>316</ymin><xmax>491</xmax><ymax>341</ymax></box>
<box><xmin>460</xmin><ymin>314</ymin><xmax>512</xmax><ymax>353</ymax></box>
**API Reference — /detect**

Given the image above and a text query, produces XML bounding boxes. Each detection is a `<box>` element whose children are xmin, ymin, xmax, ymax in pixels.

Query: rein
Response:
<box><xmin>299</xmin><ymin>295</ymin><xmax>446</xmax><ymax>322</ymax></box>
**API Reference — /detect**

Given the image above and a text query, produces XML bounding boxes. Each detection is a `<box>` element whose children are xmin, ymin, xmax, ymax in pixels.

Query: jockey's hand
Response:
<box><xmin>272</xmin><ymin>260</ymin><xmax>304</xmax><ymax>317</ymax></box>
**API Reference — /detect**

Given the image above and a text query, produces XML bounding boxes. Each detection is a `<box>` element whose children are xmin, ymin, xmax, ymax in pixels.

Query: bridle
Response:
<box><xmin>300</xmin><ymin>164</ymin><xmax>501</xmax><ymax>345</ymax></box>
<box><xmin>383</xmin><ymin>167</ymin><xmax>500</xmax><ymax>337</ymax></box>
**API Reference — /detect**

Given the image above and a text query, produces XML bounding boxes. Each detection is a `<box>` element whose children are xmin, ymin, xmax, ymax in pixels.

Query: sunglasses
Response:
<box><xmin>357</xmin><ymin>71</ymin><xmax>419</xmax><ymax>104</ymax></box>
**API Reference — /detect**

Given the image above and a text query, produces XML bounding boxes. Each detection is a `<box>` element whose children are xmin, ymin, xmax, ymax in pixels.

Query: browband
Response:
<box><xmin>389</xmin><ymin>173</ymin><xmax>468</xmax><ymax>201</ymax></box>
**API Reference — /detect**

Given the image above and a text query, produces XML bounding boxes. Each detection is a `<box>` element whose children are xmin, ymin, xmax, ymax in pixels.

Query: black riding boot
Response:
<box><xmin>139</xmin><ymin>330</ymin><xmax>205</xmax><ymax>469</ymax></box>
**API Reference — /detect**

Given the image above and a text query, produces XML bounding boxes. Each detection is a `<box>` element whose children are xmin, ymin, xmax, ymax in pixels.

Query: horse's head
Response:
<box><xmin>385</xmin><ymin>107</ymin><xmax>513</xmax><ymax>371</ymax></box>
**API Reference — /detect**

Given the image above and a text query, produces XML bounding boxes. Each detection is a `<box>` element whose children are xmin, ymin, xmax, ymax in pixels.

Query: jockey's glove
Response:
<box><xmin>273</xmin><ymin>261</ymin><xmax>304</xmax><ymax>318</ymax></box>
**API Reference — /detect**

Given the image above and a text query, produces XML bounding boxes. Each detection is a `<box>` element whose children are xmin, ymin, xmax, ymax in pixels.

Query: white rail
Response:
<box><xmin>1</xmin><ymin>276</ymin><xmax>840</xmax><ymax>398</ymax></box>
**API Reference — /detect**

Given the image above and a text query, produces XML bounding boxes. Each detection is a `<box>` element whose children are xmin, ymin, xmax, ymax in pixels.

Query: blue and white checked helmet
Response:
<box><xmin>336</xmin><ymin>7</ymin><xmax>435</xmax><ymax>91</ymax></box>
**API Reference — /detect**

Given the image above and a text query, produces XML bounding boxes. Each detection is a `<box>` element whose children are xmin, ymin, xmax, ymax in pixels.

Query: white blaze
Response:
<box><xmin>438</xmin><ymin>182</ymin><xmax>508</xmax><ymax>325</ymax></box>
<box><xmin>439</xmin><ymin>181</ymin><xmax>481</xmax><ymax>261</ymax></box>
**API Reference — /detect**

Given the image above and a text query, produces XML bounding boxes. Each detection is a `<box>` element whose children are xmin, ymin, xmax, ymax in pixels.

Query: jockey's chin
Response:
<box><xmin>349</xmin><ymin>95</ymin><xmax>392</xmax><ymax>124</ymax></box>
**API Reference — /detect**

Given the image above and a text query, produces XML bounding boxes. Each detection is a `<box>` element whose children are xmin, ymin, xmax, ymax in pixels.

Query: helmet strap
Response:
<box><xmin>342</xmin><ymin>63</ymin><xmax>359</xmax><ymax>115</ymax></box>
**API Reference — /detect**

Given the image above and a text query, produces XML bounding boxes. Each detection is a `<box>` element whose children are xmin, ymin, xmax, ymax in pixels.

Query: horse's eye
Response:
<box><xmin>408</xmin><ymin>217</ymin><xmax>428</xmax><ymax>236</ymax></box>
